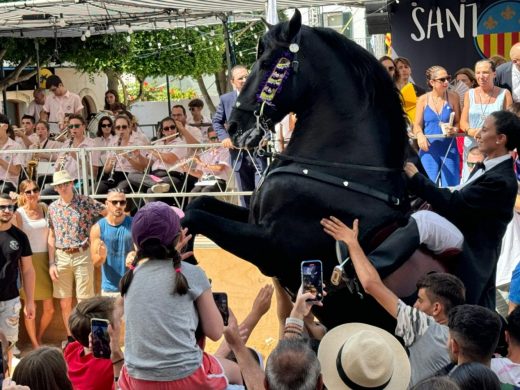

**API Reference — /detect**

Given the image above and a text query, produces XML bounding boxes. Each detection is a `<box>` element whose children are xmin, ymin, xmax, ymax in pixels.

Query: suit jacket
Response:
<box><xmin>408</xmin><ymin>158</ymin><xmax>517</xmax><ymax>308</ymax></box>
<box><xmin>212</xmin><ymin>91</ymin><xmax>242</xmax><ymax>170</ymax></box>
<box><xmin>495</xmin><ymin>62</ymin><xmax>513</xmax><ymax>93</ymax></box>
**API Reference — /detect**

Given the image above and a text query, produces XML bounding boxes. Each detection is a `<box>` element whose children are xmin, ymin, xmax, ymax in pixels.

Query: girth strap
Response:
<box><xmin>266</xmin><ymin>165</ymin><xmax>402</xmax><ymax>206</ymax></box>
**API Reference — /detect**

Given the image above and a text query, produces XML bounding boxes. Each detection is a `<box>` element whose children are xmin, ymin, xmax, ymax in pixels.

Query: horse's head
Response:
<box><xmin>228</xmin><ymin>10</ymin><xmax>305</xmax><ymax>148</ymax></box>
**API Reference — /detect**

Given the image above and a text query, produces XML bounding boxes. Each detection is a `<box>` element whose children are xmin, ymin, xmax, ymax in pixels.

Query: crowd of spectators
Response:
<box><xmin>1</xmin><ymin>41</ymin><xmax>520</xmax><ymax>390</ymax></box>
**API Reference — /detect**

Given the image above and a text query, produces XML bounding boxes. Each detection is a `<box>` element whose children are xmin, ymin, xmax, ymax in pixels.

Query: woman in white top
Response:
<box><xmin>14</xmin><ymin>179</ymin><xmax>54</xmax><ymax>348</ymax></box>
<box><xmin>93</xmin><ymin>116</ymin><xmax>115</xmax><ymax>172</ymax></box>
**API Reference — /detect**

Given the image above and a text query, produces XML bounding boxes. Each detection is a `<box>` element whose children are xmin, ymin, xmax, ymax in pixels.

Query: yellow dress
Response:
<box><xmin>401</xmin><ymin>82</ymin><xmax>418</xmax><ymax>124</ymax></box>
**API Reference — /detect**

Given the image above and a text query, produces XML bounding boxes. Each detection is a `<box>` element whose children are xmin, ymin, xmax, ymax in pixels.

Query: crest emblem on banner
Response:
<box><xmin>474</xmin><ymin>0</ymin><xmax>520</xmax><ymax>60</ymax></box>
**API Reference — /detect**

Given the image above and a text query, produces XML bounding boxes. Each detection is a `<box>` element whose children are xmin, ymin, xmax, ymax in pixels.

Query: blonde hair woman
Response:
<box><xmin>460</xmin><ymin>59</ymin><xmax>513</xmax><ymax>181</ymax></box>
<box><xmin>14</xmin><ymin>180</ymin><xmax>54</xmax><ymax>348</ymax></box>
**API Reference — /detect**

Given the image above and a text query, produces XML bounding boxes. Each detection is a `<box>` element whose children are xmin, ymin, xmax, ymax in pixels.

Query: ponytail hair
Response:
<box><xmin>119</xmin><ymin>237</ymin><xmax>189</xmax><ymax>297</ymax></box>
<box><xmin>489</xmin><ymin>110</ymin><xmax>520</xmax><ymax>151</ymax></box>
<box><xmin>425</xmin><ymin>65</ymin><xmax>446</xmax><ymax>89</ymax></box>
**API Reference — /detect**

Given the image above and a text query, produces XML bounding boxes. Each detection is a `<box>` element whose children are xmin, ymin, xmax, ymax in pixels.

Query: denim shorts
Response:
<box><xmin>0</xmin><ymin>297</ymin><xmax>22</xmax><ymax>345</ymax></box>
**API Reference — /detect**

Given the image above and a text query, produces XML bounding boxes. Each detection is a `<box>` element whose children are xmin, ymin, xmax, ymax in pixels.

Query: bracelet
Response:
<box><xmin>284</xmin><ymin>324</ymin><xmax>304</xmax><ymax>333</ymax></box>
<box><xmin>112</xmin><ymin>358</ymin><xmax>124</xmax><ymax>365</ymax></box>
<box><xmin>285</xmin><ymin>317</ymin><xmax>304</xmax><ymax>328</ymax></box>
<box><xmin>283</xmin><ymin>329</ymin><xmax>303</xmax><ymax>336</ymax></box>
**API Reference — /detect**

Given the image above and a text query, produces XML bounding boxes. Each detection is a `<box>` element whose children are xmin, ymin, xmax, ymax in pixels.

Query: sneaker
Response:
<box><xmin>151</xmin><ymin>183</ymin><xmax>170</xmax><ymax>193</ymax></box>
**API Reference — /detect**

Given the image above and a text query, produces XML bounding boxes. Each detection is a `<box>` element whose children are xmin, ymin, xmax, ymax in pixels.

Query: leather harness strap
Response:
<box><xmin>266</xmin><ymin>164</ymin><xmax>402</xmax><ymax>206</ymax></box>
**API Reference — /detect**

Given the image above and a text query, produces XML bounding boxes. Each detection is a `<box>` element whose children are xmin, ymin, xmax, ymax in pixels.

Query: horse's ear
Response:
<box><xmin>285</xmin><ymin>9</ymin><xmax>302</xmax><ymax>42</ymax></box>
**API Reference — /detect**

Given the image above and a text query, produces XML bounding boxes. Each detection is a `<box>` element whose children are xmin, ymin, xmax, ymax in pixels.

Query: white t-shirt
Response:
<box><xmin>491</xmin><ymin>356</ymin><xmax>520</xmax><ymax>386</ymax></box>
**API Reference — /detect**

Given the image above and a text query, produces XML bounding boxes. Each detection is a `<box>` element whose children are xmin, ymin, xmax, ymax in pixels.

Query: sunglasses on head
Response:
<box><xmin>68</xmin><ymin>124</ymin><xmax>82</xmax><ymax>129</ymax></box>
<box><xmin>115</xmin><ymin>125</ymin><xmax>128</xmax><ymax>130</ymax></box>
<box><xmin>0</xmin><ymin>204</ymin><xmax>15</xmax><ymax>212</ymax></box>
<box><xmin>101</xmin><ymin>123</ymin><xmax>112</xmax><ymax>128</ymax></box>
<box><xmin>108</xmin><ymin>200</ymin><xmax>127</xmax><ymax>206</ymax></box>
<box><xmin>24</xmin><ymin>188</ymin><xmax>40</xmax><ymax>195</ymax></box>
<box><xmin>435</xmin><ymin>76</ymin><xmax>451</xmax><ymax>83</ymax></box>
<box><xmin>163</xmin><ymin>125</ymin><xmax>177</xmax><ymax>132</ymax></box>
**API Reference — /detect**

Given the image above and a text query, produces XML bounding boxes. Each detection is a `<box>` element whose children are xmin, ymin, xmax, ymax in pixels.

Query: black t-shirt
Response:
<box><xmin>0</xmin><ymin>225</ymin><xmax>32</xmax><ymax>301</ymax></box>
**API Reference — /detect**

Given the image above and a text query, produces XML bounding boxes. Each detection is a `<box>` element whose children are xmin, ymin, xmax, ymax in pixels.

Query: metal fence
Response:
<box><xmin>0</xmin><ymin>142</ymin><xmax>261</xmax><ymax>208</ymax></box>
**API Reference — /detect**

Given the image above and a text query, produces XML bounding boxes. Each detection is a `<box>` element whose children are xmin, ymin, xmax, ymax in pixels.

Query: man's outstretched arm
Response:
<box><xmin>321</xmin><ymin>217</ymin><xmax>399</xmax><ymax>318</ymax></box>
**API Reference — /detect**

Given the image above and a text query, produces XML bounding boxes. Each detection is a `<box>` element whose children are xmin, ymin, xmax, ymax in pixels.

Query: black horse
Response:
<box><xmin>184</xmin><ymin>10</ymin><xmax>416</xmax><ymax>330</ymax></box>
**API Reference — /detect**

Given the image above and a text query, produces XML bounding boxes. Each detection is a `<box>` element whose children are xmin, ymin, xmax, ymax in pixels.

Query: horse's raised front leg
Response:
<box><xmin>183</xmin><ymin>206</ymin><xmax>277</xmax><ymax>276</ymax></box>
<box><xmin>186</xmin><ymin>196</ymin><xmax>250</xmax><ymax>224</ymax></box>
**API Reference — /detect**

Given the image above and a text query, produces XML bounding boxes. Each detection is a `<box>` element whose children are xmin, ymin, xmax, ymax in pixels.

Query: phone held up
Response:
<box><xmin>301</xmin><ymin>260</ymin><xmax>324</xmax><ymax>301</ymax></box>
<box><xmin>91</xmin><ymin>318</ymin><xmax>111</xmax><ymax>359</ymax></box>
<box><xmin>213</xmin><ymin>292</ymin><xmax>229</xmax><ymax>326</ymax></box>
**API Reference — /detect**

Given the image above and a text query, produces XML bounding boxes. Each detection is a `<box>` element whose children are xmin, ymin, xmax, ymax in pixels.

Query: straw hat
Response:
<box><xmin>318</xmin><ymin>323</ymin><xmax>410</xmax><ymax>390</ymax></box>
<box><xmin>51</xmin><ymin>170</ymin><xmax>74</xmax><ymax>186</ymax></box>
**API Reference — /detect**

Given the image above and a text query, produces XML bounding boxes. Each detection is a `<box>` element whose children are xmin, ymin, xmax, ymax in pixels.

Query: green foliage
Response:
<box><xmin>125</xmin><ymin>80</ymin><xmax>196</xmax><ymax>102</ymax></box>
<box><xmin>230</xmin><ymin>21</ymin><xmax>266</xmax><ymax>67</ymax></box>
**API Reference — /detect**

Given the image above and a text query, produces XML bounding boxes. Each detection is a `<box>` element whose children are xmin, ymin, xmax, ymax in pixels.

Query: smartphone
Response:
<box><xmin>301</xmin><ymin>260</ymin><xmax>324</xmax><ymax>301</ymax></box>
<box><xmin>91</xmin><ymin>318</ymin><xmax>111</xmax><ymax>359</ymax></box>
<box><xmin>213</xmin><ymin>292</ymin><xmax>229</xmax><ymax>326</ymax></box>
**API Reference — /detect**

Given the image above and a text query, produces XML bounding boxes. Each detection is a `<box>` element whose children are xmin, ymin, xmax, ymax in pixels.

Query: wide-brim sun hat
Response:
<box><xmin>51</xmin><ymin>170</ymin><xmax>74</xmax><ymax>186</ymax></box>
<box><xmin>318</xmin><ymin>322</ymin><xmax>411</xmax><ymax>390</ymax></box>
<box><xmin>132</xmin><ymin>201</ymin><xmax>181</xmax><ymax>249</ymax></box>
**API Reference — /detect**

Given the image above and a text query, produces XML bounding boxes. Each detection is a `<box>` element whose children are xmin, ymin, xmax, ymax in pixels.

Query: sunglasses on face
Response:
<box><xmin>24</xmin><ymin>188</ymin><xmax>40</xmax><ymax>195</ymax></box>
<box><xmin>108</xmin><ymin>200</ymin><xmax>127</xmax><ymax>206</ymax></box>
<box><xmin>188</xmin><ymin>107</ymin><xmax>197</xmax><ymax>111</ymax></box>
<box><xmin>0</xmin><ymin>205</ymin><xmax>15</xmax><ymax>212</ymax></box>
<box><xmin>68</xmin><ymin>124</ymin><xmax>82</xmax><ymax>129</ymax></box>
<box><xmin>163</xmin><ymin>125</ymin><xmax>177</xmax><ymax>132</ymax></box>
<box><xmin>54</xmin><ymin>182</ymin><xmax>71</xmax><ymax>189</ymax></box>
<box><xmin>209</xmin><ymin>136</ymin><xmax>219</xmax><ymax>141</ymax></box>
<box><xmin>115</xmin><ymin>125</ymin><xmax>128</xmax><ymax>130</ymax></box>
<box><xmin>435</xmin><ymin>76</ymin><xmax>451</xmax><ymax>83</ymax></box>
<box><xmin>101</xmin><ymin>123</ymin><xmax>112</xmax><ymax>128</ymax></box>
<box><xmin>467</xmin><ymin>161</ymin><xmax>479</xmax><ymax>168</ymax></box>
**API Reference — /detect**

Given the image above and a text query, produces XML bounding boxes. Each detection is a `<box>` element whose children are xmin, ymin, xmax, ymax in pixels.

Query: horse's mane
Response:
<box><xmin>310</xmin><ymin>26</ymin><xmax>409</xmax><ymax>164</ymax></box>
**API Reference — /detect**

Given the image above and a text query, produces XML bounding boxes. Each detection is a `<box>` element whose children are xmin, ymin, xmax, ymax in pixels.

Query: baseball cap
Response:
<box><xmin>132</xmin><ymin>201</ymin><xmax>181</xmax><ymax>248</ymax></box>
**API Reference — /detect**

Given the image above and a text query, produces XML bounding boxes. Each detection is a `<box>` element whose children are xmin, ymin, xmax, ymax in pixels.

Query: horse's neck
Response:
<box><xmin>287</xmin><ymin>100</ymin><xmax>389</xmax><ymax>167</ymax></box>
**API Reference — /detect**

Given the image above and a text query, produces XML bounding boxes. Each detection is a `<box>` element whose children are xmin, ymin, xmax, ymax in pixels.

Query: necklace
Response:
<box><xmin>429</xmin><ymin>92</ymin><xmax>446</xmax><ymax>126</ymax></box>
<box><xmin>477</xmin><ymin>86</ymin><xmax>496</xmax><ymax>121</ymax></box>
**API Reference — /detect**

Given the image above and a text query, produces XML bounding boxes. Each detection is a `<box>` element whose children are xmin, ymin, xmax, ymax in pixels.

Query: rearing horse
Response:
<box><xmin>184</xmin><ymin>10</ymin><xmax>412</xmax><ymax>330</ymax></box>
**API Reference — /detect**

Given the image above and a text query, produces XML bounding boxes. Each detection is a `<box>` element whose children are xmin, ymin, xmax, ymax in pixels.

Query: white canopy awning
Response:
<box><xmin>0</xmin><ymin>0</ymin><xmax>368</xmax><ymax>38</ymax></box>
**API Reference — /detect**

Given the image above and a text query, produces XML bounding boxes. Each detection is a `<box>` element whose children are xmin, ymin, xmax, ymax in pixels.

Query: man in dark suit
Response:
<box><xmin>495</xmin><ymin>42</ymin><xmax>520</xmax><ymax>102</ymax></box>
<box><xmin>213</xmin><ymin>65</ymin><xmax>266</xmax><ymax>207</ymax></box>
<box><xmin>404</xmin><ymin>111</ymin><xmax>519</xmax><ymax>308</ymax></box>
<box><xmin>341</xmin><ymin>111</ymin><xmax>519</xmax><ymax>310</ymax></box>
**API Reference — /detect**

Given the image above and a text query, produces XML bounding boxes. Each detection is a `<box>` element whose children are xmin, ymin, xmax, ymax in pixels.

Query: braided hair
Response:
<box><xmin>119</xmin><ymin>236</ymin><xmax>189</xmax><ymax>297</ymax></box>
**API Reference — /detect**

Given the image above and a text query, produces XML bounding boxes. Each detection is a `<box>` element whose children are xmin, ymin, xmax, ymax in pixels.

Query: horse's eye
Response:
<box><xmin>256</xmin><ymin>38</ymin><xmax>265</xmax><ymax>60</ymax></box>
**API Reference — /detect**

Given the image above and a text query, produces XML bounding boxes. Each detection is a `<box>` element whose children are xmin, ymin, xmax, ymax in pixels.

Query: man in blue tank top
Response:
<box><xmin>90</xmin><ymin>189</ymin><xmax>132</xmax><ymax>296</ymax></box>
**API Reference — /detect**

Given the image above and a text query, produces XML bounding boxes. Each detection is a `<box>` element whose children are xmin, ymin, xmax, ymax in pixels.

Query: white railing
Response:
<box><xmin>0</xmin><ymin>142</ymin><xmax>265</xmax><ymax>207</ymax></box>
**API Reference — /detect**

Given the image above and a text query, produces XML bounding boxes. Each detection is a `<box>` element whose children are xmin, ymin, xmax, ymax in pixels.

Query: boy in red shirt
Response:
<box><xmin>65</xmin><ymin>297</ymin><xmax>123</xmax><ymax>390</ymax></box>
